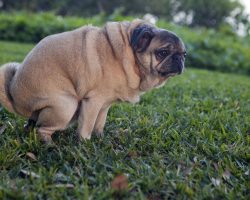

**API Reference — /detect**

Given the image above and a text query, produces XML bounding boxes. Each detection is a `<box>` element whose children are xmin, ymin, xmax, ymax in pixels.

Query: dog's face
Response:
<box><xmin>130</xmin><ymin>24</ymin><xmax>186</xmax><ymax>79</ymax></box>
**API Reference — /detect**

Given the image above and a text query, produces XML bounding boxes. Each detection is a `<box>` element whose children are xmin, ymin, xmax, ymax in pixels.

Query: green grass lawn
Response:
<box><xmin>0</xmin><ymin>41</ymin><xmax>249</xmax><ymax>199</ymax></box>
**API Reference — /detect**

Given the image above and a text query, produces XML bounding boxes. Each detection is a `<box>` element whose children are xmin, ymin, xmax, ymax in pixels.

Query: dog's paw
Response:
<box><xmin>78</xmin><ymin>133</ymin><xmax>91</xmax><ymax>141</ymax></box>
<box><xmin>38</xmin><ymin>132</ymin><xmax>53</xmax><ymax>144</ymax></box>
<box><xmin>95</xmin><ymin>131</ymin><xmax>104</xmax><ymax>138</ymax></box>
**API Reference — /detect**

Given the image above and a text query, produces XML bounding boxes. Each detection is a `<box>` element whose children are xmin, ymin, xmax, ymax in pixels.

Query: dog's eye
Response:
<box><xmin>156</xmin><ymin>50</ymin><xmax>169</xmax><ymax>59</ymax></box>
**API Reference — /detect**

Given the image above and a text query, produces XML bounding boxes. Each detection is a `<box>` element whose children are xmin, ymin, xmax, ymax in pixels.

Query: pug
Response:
<box><xmin>0</xmin><ymin>19</ymin><xmax>186</xmax><ymax>143</ymax></box>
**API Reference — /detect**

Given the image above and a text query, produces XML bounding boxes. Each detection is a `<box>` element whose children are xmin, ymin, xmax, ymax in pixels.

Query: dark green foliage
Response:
<box><xmin>1</xmin><ymin>0</ymin><xmax>246</xmax><ymax>29</ymax></box>
<box><xmin>0</xmin><ymin>41</ymin><xmax>249</xmax><ymax>199</ymax></box>
<box><xmin>0</xmin><ymin>12</ymin><xmax>105</xmax><ymax>43</ymax></box>
<box><xmin>0</xmin><ymin>12</ymin><xmax>134</xmax><ymax>43</ymax></box>
<box><xmin>0</xmin><ymin>0</ymin><xmax>174</xmax><ymax>19</ymax></box>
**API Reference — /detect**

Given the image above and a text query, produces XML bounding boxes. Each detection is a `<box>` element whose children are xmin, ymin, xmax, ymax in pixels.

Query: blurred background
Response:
<box><xmin>0</xmin><ymin>0</ymin><xmax>250</xmax><ymax>75</ymax></box>
<box><xmin>1</xmin><ymin>2</ymin><xmax>250</xmax><ymax>199</ymax></box>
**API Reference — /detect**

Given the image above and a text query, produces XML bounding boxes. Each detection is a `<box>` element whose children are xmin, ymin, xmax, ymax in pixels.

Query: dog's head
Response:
<box><xmin>130</xmin><ymin>22</ymin><xmax>186</xmax><ymax>80</ymax></box>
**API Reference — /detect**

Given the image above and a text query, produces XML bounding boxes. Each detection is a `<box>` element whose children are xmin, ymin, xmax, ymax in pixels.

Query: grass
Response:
<box><xmin>0</xmin><ymin>41</ymin><xmax>33</xmax><ymax>64</ymax></box>
<box><xmin>0</xmin><ymin>40</ymin><xmax>249</xmax><ymax>199</ymax></box>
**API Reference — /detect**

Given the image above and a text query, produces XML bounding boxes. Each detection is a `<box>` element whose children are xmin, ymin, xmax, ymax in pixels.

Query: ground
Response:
<box><xmin>0</xmin><ymin>41</ymin><xmax>249</xmax><ymax>199</ymax></box>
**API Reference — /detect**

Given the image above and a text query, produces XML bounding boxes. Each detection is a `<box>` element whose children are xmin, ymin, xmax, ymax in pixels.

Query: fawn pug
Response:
<box><xmin>0</xmin><ymin>19</ymin><xmax>186</xmax><ymax>143</ymax></box>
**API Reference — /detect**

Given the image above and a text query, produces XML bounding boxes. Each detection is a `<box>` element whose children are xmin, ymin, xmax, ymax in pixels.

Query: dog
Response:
<box><xmin>0</xmin><ymin>19</ymin><xmax>186</xmax><ymax>143</ymax></box>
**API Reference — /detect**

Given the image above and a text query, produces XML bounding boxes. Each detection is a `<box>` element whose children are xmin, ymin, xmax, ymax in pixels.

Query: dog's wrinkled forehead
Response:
<box><xmin>130</xmin><ymin>21</ymin><xmax>185</xmax><ymax>53</ymax></box>
<box><xmin>154</xmin><ymin>29</ymin><xmax>185</xmax><ymax>52</ymax></box>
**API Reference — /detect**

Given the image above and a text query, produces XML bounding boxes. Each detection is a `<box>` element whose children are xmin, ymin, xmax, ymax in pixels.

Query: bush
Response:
<box><xmin>0</xmin><ymin>12</ymin><xmax>105</xmax><ymax>43</ymax></box>
<box><xmin>0</xmin><ymin>12</ymin><xmax>249</xmax><ymax>75</ymax></box>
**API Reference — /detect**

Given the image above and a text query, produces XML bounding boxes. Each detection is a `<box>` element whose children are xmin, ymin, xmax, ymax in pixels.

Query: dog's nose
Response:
<box><xmin>172</xmin><ymin>54</ymin><xmax>184</xmax><ymax>74</ymax></box>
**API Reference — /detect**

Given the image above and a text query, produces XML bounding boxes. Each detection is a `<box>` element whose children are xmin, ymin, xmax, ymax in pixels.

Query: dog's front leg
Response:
<box><xmin>77</xmin><ymin>98</ymin><xmax>104</xmax><ymax>139</ymax></box>
<box><xmin>94</xmin><ymin>105</ymin><xmax>110</xmax><ymax>137</ymax></box>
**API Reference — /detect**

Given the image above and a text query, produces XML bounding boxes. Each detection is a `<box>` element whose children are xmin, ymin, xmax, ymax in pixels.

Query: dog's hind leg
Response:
<box><xmin>24</xmin><ymin>111</ymin><xmax>39</xmax><ymax>132</ymax></box>
<box><xmin>36</xmin><ymin>95</ymin><xmax>78</xmax><ymax>143</ymax></box>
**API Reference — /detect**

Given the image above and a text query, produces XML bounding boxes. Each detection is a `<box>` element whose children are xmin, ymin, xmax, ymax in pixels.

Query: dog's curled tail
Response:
<box><xmin>0</xmin><ymin>62</ymin><xmax>19</xmax><ymax>113</ymax></box>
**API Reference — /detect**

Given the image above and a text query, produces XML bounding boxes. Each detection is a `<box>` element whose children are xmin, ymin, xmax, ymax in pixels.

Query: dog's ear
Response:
<box><xmin>131</xmin><ymin>25</ymin><xmax>154</xmax><ymax>53</ymax></box>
